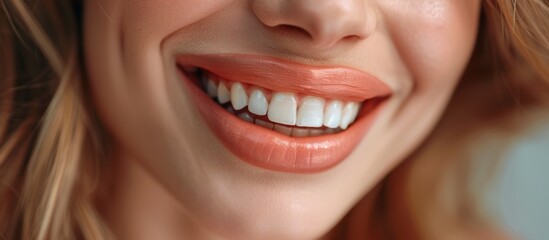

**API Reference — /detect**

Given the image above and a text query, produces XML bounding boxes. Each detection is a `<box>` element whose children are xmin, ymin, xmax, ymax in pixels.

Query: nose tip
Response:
<box><xmin>252</xmin><ymin>0</ymin><xmax>375</xmax><ymax>48</ymax></box>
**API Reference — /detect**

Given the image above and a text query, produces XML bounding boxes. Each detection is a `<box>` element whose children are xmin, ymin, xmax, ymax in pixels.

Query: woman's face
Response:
<box><xmin>85</xmin><ymin>0</ymin><xmax>481</xmax><ymax>239</ymax></box>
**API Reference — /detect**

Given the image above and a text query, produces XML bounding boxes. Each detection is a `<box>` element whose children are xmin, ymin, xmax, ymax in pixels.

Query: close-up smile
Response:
<box><xmin>176</xmin><ymin>55</ymin><xmax>392</xmax><ymax>173</ymax></box>
<box><xmin>6</xmin><ymin>0</ymin><xmax>546</xmax><ymax>239</ymax></box>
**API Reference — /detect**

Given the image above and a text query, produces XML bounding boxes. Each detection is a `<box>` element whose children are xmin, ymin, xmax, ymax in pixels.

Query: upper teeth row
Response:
<box><xmin>203</xmin><ymin>75</ymin><xmax>361</xmax><ymax>129</ymax></box>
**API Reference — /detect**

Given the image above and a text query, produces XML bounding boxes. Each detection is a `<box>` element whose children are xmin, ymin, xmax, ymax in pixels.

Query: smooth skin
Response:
<box><xmin>85</xmin><ymin>0</ymin><xmax>481</xmax><ymax>239</ymax></box>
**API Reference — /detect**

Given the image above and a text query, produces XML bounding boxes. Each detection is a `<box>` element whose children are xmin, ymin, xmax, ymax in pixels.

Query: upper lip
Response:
<box><xmin>176</xmin><ymin>54</ymin><xmax>392</xmax><ymax>102</ymax></box>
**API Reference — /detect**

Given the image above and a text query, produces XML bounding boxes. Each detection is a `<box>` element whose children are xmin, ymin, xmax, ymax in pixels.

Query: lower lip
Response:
<box><xmin>180</xmin><ymin>71</ymin><xmax>385</xmax><ymax>173</ymax></box>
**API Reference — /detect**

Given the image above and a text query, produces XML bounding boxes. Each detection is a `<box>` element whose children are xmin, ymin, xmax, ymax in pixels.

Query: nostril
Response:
<box><xmin>275</xmin><ymin>24</ymin><xmax>313</xmax><ymax>40</ymax></box>
<box><xmin>274</xmin><ymin>24</ymin><xmax>363</xmax><ymax>47</ymax></box>
<box><xmin>342</xmin><ymin>35</ymin><xmax>362</xmax><ymax>42</ymax></box>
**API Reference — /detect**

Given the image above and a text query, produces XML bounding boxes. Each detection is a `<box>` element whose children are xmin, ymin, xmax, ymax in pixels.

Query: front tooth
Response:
<box><xmin>297</xmin><ymin>96</ymin><xmax>324</xmax><ymax>127</ymax></box>
<box><xmin>248</xmin><ymin>89</ymin><xmax>268</xmax><ymax>115</ymax></box>
<box><xmin>206</xmin><ymin>78</ymin><xmax>218</xmax><ymax>98</ymax></box>
<box><xmin>268</xmin><ymin>93</ymin><xmax>297</xmax><ymax>125</ymax></box>
<box><xmin>230</xmin><ymin>83</ymin><xmax>248</xmax><ymax>110</ymax></box>
<box><xmin>217</xmin><ymin>82</ymin><xmax>230</xmax><ymax>104</ymax></box>
<box><xmin>340</xmin><ymin>102</ymin><xmax>360</xmax><ymax>130</ymax></box>
<box><xmin>323</xmin><ymin>100</ymin><xmax>343</xmax><ymax>128</ymax></box>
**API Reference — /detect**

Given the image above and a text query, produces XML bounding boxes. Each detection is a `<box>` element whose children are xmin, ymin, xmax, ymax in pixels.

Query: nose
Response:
<box><xmin>251</xmin><ymin>0</ymin><xmax>375</xmax><ymax>48</ymax></box>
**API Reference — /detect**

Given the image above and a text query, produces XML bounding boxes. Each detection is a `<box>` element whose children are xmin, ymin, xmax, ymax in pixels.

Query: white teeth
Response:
<box><xmin>273</xmin><ymin>124</ymin><xmax>292</xmax><ymax>135</ymax></box>
<box><xmin>340</xmin><ymin>102</ymin><xmax>360</xmax><ymax>130</ymax></box>
<box><xmin>323</xmin><ymin>100</ymin><xmax>343</xmax><ymax>128</ymax></box>
<box><xmin>230</xmin><ymin>83</ymin><xmax>248</xmax><ymax>110</ymax></box>
<box><xmin>200</xmin><ymin>75</ymin><xmax>365</xmax><ymax>132</ymax></box>
<box><xmin>248</xmin><ymin>88</ymin><xmax>268</xmax><ymax>115</ymax></box>
<box><xmin>297</xmin><ymin>96</ymin><xmax>324</xmax><ymax>127</ymax></box>
<box><xmin>217</xmin><ymin>82</ymin><xmax>230</xmax><ymax>104</ymax></box>
<box><xmin>206</xmin><ymin>78</ymin><xmax>218</xmax><ymax>98</ymax></box>
<box><xmin>268</xmin><ymin>93</ymin><xmax>297</xmax><ymax>125</ymax></box>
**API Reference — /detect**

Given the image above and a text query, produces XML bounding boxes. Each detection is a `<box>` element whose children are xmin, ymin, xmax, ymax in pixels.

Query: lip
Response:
<box><xmin>176</xmin><ymin>54</ymin><xmax>391</xmax><ymax>173</ymax></box>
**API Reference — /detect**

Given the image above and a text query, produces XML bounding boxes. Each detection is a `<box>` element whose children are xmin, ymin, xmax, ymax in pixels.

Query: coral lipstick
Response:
<box><xmin>177</xmin><ymin>55</ymin><xmax>391</xmax><ymax>173</ymax></box>
<box><xmin>178</xmin><ymin>54</ymin><xmax>391</xmax><ymax>102</ymax></box>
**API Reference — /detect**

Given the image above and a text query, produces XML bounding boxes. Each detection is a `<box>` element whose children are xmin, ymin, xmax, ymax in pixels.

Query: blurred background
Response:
<box><xmin>494</xmin><ymin>125</ymin><xmax>549</xmax><ymax>240</ymax></box>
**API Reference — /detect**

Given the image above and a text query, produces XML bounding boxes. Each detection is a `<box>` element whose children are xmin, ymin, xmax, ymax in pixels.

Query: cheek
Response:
<box><xmin>119</xmin><ymin>0</ymin><xmax>235</xmax><ymax>49</ymax></box>
<box><xmin>380</xmin><ymin>0</ymin><xmax>481</xmax><ymax>89</ymax></box>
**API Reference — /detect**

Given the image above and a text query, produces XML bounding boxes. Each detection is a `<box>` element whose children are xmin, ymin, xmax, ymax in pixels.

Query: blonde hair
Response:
<box><xmin>0</xmin><ymin>0</ymin><xmax>548</xmax><ymax>239</ymax></box>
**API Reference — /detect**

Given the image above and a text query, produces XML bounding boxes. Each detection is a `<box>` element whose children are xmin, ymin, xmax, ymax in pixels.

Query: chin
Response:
<box><xmin>191</xmin><ymin>199</ymin><xmax>341</xmax><ymax>240</ymax></box>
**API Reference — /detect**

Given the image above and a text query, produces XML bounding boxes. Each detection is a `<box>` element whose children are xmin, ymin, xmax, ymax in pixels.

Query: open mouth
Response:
<box><xmin>176</xmin><ymin>54</ymin><xmax>391</xmax><ymax>173</ymax></box>
<box><xmin>181</xmin><ymin>67</ymin><xmax>371</xmax><ymax>137</ymax></box>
